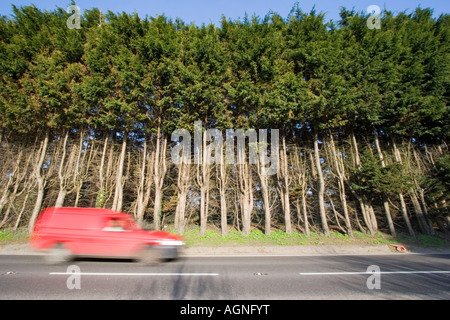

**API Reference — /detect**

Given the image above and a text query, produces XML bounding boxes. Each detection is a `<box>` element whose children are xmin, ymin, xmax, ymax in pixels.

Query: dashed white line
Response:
<box><xmin>49</xmin><ymin>272</ymin><xmax>219</xmax><ymax>276</ymax></box>
<box><xmin>299</xmin><ymin>270</ymin><xmax>450</xmax><ymax>276</ymax></box>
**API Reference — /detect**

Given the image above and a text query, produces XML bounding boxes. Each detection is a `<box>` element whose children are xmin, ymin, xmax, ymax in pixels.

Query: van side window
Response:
<box><xmin>103</xmin><ymin>218</ymin><xmax>125</xmax><ymax>232</ymax></box>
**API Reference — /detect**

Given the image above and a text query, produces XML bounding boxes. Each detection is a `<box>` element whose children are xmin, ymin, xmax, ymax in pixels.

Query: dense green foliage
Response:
<box><xmin>0</xmin><ymin>4</ymin><xmax>448</xmax><ymax>237</ymax></box>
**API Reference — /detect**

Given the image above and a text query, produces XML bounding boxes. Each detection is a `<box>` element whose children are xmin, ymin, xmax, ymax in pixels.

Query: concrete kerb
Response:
<box><xmin>0</xmin><ymin>243</ymin><xmax>38</xmax><ymax>255</ymax></box>
<box><xmin>183</xmin><ymin>244</ymin><xmax>393</xmax><ymax>256</ymax></box>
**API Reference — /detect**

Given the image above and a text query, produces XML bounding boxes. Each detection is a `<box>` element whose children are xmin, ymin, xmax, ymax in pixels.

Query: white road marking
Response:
<box><xmin>300</xmin><ymin>270</ymin><xmax>450</xmax><ymax>276</ymax></box>
<box><xmin>50</xmin><ymin>272</ymin><xmax>219</xmax><ymax>276</ymax></box>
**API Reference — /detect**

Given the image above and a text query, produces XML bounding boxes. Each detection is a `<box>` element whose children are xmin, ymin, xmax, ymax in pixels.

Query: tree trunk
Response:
<box><xmin>195</xmin><ymin>123</ymin><xmax>210</xmax><ymax>236</ymax></box>
<box><xmin>96</xmin><ymin>136</ymin><xmax>109</xmax><ymax>208</ymax></box>
<box><xmin>410</xmin><ymin>191</ymin><xmax>435</xmax><ymax>236</ymax></box>
<box><xmin>400</xmin><ymin>192</ymin><xmax>415</xmax><ymax>237</ymax></box>
<box><xmin>1</xmin><ymin>148</ymin><xmax>33</xmax><ymax>229</ymax></box>
<box><xmin>135</xmin><ymin>139</ymin><xmax>147</xmax><ymax>223</ymax></box>
<box><xmin>55</xmin><ymin>131</ymin><xmax>69</xmax><ymax>208</ymax></box>
<box><xmin>417</xmin><ymin>188</ymin><xmax>435</xmax><ymax>235</ymax></box>
<box><xmin>238</xmin><ymin>143</ymin><xmax>253</xmax><ymax>235</ymax></box>
<box><xmin>257</xmin><ymin>151</ymin><xmax>271</xmax><ymax>235</ymax></box>
<box><xmin>153</xmin><ymin>187</ymin><xmax>162</xmax><ymax>229</ymax></box>
<box><xmin>0</xmin><ymin>148</ymin><xmax>20</xmax><ymax>228</ymax></box>
<box><xmin>392</xmin><ymin>139</ymin><xmax>415</xmax><ymax>238</ymax></box>
<box><xmin>175</xmin><ymin>157</ymin><xmax>190</xmax><ymax>235</ymax></box>
<box><xmin>292</xmin><ymin>146</ymin><xmax>310</xmax><ymax>236</ymax></box>
<box><xmin>135</xmin><ymin>137</ymin><xmax>154</xmax><ymax>226</ymax></box>
<box><xmin>14</xmin><ymin>193</ymin><xmax>30</xmax><ymax>230</ymax></box>
<box><xmin>301</xmin><ymin>187</ymin><xmax>309</xmax><ymax>236</ymax></box>
<box><xmin>313</xmin><ymin>131</ymin><xmax>329</xmax><ymax>236</ymax></box>
<box><xmin>199</xmin><ymin>184</ymin><xmax>207</xmax><ymax>235</ymax></box>
<box><xmin>73</xmin><ymin>130</ymin><xmax>91</xmax><ymax>208</ymax></box>
<box><xmin>153</xmin><ymin>123</ymin><xmax>167</xmax><ymax>231</ymax></box>
<box><xmin>28</xmin><ymin>131</ymin><xmax>49</xmax><ymax>234</ymax></box>
<box><xmin>362</xmin><ymin>203</ymin><xmax>375</xmax><ymax>235</ymax></box>
<box><xmin>294</xmin><ymin>149</ymin><xmax>310</xmax><ymax>237</ymax></box>
<box><xmin>351</xmin><ymin>131</ymin><xmax>361</xmax><ymax>168</ymax></box>
<box><xmin>54</xmin><ymin>190</ymin><xmax>67</xmax><ymax>209</ymax></box>
<box><xmin>112</xmin><ymin>132</ymin><xmax>127</xmax><ymax>212</ymax></box>
<box><xmin>277</xmin><ymin>137</ymin><xmax>292</xmax><ymax>234</ymax></box>
<box><xmin>329</xmin><ymin>133</ymin><xmax>353</xmax><ymax>236</ymax></box>
<box><xmin>409</xmin><ymin>144</ymin><xmax>435</xmax><ymax>236</ymax></box>
<box><xmin>350</xmin><ymin>131</ymin><xmax>377</xmax><ymax>235</ymax></box>
<box><xmin>373</xmin><ymin>129</ymin><xmax>396</xmax><ymax>237</ymax></box>
<box><xmin>217</xmin><ymin>143</ymin><xmax>228</xmax><ymax>237</ymax></box>
<box><xmin>0</xmin><ymin>177</ymin><xmax>12</xmax><ymax>228</ymax></box>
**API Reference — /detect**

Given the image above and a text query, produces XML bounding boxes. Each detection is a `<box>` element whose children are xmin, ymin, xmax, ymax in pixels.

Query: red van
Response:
<box><xmin>30</xmin><ymin>207</ymin><xmax>184</xmax><ymax>264</ymax></box>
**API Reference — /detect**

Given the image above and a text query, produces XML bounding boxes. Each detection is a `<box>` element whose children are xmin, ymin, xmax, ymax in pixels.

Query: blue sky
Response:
<box><xmin>1</xmin><ymin>1</ymin><xmax>448</xmax><ymax>25</ymax></box>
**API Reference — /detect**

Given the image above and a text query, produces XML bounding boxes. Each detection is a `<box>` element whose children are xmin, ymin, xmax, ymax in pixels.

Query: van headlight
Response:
<box><xmin>154</xmin><ymin>240</ymin><xmax>185</xmax><ymax>246</ymax></box>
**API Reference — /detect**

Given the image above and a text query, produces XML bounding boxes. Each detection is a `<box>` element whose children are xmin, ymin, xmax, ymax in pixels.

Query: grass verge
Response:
<box><xmin>0</xmin><ymin>227</ymin><xmax>447</xmax><ymax>249</ymax></box>
<box><xmin>0</xmin><ymin>228</ymin><xmax>29</xmax><ymax>244</ymax></box>
<box><xmin>181</xmin><ymin>228</ymin><xmax>449</xmax><ymax>248</ymax></box>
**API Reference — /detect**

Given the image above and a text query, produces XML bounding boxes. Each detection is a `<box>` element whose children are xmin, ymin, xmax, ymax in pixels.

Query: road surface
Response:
<box><xmin>1</xmin><ymin>253</ymin><xmax>449</xmax><ymax>300</ymax></box>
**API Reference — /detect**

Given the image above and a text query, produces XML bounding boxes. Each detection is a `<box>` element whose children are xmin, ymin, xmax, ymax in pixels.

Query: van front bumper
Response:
<box><xmin>156</xmin><ymin>245</ymin><xmax>183</xmax><ymax>260</ymax></box>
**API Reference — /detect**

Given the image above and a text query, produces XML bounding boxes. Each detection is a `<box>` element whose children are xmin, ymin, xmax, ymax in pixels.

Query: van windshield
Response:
<box><xmin>121</xmin><ymin>217</ymin><xmax>141</xmax><ymax>231</ymax></box>
<box><xmin>103</xmin><ymin>217</ymin><xmax>141</xmax><ymax>232</ymax></box>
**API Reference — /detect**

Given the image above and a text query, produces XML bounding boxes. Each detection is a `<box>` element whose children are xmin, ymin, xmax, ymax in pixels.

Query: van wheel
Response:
<box><xmin>138</xmin><ymin>246</ymin><xmax>162</xmax><ymax>266</ymax></box>
<box><xmin>45</xmin><ymin>243</ymin><xmax>73</xmax><ymax>265</ymax></box>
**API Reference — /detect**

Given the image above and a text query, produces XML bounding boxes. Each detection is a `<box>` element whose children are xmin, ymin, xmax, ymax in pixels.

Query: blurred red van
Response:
<box><xmin>30</xmin><ymin>207</ymin><xmax>184</xmax><ymax>264</ymax></box>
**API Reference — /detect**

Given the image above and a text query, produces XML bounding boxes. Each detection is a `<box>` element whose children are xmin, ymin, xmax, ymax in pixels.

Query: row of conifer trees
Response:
<box><xmin>0</xmin><ymin>4</ymin><xmax>448</xmax><ymax>236</ymax></box>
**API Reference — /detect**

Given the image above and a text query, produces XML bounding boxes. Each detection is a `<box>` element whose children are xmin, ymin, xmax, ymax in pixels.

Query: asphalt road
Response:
<box><xmin>0</xmin><ymin>253</ymin><xmax>449</xmax><ymax>300</ymax></box>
